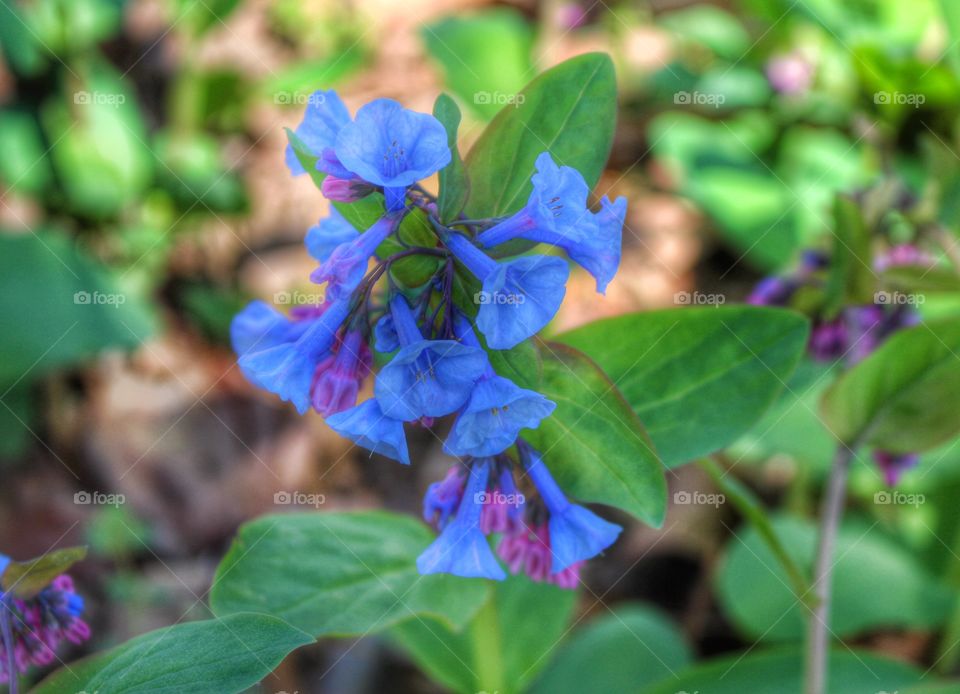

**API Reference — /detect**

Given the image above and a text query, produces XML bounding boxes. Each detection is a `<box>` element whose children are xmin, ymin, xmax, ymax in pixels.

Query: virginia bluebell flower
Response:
<box><xmin>479</xmin><ymin>466</ymin><xmax>525</xmax><ymax>535</ymax></box>
<box><xmin>873</xmin><ymin>450</ymin><xmax>920</xmax><ymax>486</ymax></box>
<box><xmin>444</xmin><ymin>317</ymin><xmax>555</xmax><ymax>457</ymax></box>
<box><xmin>373</xmin><ymin>313</ymin><xmax>400</xmax><ymax>353</ymax></box>
<box><xmin>0</xmin><ymin>557</ymin><xmax>91</xmax><ymax>687</ymax></box>
<box><xmin>305</xmin><ymin>208</ymin><xmax>360</xmax><ymax>262</ymax></box>
<box><xmin>237</xmin><ymin>298</ymin><xmax>351</xmax><ymax>414</ymax></box>
<box><xmin>311</xmin><ymin>330</ymin><xmax>372</xmax><ymax>416</ymax></box>
<box><xmin>417</xmin><ymin>460</ymin><xmax>506</xmax><ymax>580</ymax></box>
<box><xmin>523</xmin><ymin>446</ymin><xmax>622</xmax><ymax>573</ymax></box>
<box><xmin>374</xmin><ymin>296</ymin><xmax>487</xmax><ymax>421</ymax></box>
<box><xmin>334</xmin><ymin>99</ymin><xmax>451</xmax><ymax>211</ymax></box>
<box><xmin>311</xmin><ymin>211</ymin><xmax>405</xmax><ymax>301</ymax></box>
<box><xmin>567</xmin><ymin>196</ymin><xmax>626</xmax><ymax>294</ymax></box>
<box><xmin>423</xmin><ymin>465</ymin><xmax>466</xmax><ymax>530</ymax></box>
<box><xmin>445</xmin><ymin>233</ymin><xmax>568</xmax><ymax>349</ymax></box>
<box><xmin>320</xmin><ymin>175</ymin><xmax>375</xmax><ymax>204</ymax></box>
<box><xmin>326</xmin><ymin>399</ymin><xmax>410</xmax><ymax>465</ymax></box>
<box><xmin>498</xmin><ymin>522</ymin><xmax>582</xmax><ymax>589</ymax></box>
<box><xmin>230</xmin><ymin>300</ymin><xmax>312</xmax><ymax>356</ymax></box>
<box><xmin>285</xmin><ymin>90</ymin><xmax>352</xmax><ymax>177</ymax></box>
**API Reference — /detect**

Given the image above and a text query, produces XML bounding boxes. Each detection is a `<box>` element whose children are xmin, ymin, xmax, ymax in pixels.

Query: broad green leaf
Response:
<box><xmin>521</xmin><ymin>342</ymin><xmax>666</xmax><ymax>526</ymax></box>
<box><xmin>464</xmin><ymin>53</ymin><xmax>616</xmax><ymax>218</ymax></box>
<box><xmin>823</xmin><ymin>195</ymin><xmax>875</xmax><ymax>314</ymax></box>
<box><xmin>0</xmin><ymin>110</ymin><xmax>51</xmax><ymax>194</ymax></box>
<box><xmin>421</xmin><ymin>10</ymin><xmax>533</xmax><ymax>120</ymax></box>
<box><xmin>2</xmin><ymin>546</ymin><xmax>87</xmax><ymax>599</ymax></box>
<box><xmin>433</xmin><ymin>94</ymin><xmax>469</xmax><ymax>223</ymax></box>
<box><xmin>391</xmin><ymin>575</ymin><xmax>576</xmax><ymax>694</ymax></box>
<box><xmin>210</xmin><ymin>511</ymin><xmax>489</xmax><ymax>636</ymax></box>
<box><xmin>658</xmin><ymin>5</ymin><xmax>751</xmax><ymax>59</ymax></box>
<box><xmin>33</xmin><ymin>613</ymin><xmax>313</xmax><ymax>694</ymax></box>
<box><xmin>821</xmin><ymin>318</ymin><xmax>960</xmax><ymax>452</ymax></box>
<box><xmin>557</xmin><ymin>307</ymin><xmax>810</xmax><ymax>467</ymax></box>
<box><xmin>640</xmin><ymin>646</ymin><xmax>924</xmax><ymax>694</ymax></box>
<box><xmin>486</xmin><ymin>338</ymin><xmax>542</xmax><ymax>390</ymax></box>
<box><xmin>0</xmin><ymin>231</ymin><xmax>154</xmax><ymax>385</ymax></box>
<box><xmin>154</xmin><ymin>131</ymin><xmax>247</xmax><ymax>213</ymax></box>
<box><xmin>716</xmin><ymin>516</ymin><xmax>952</xmax><ymax>642</ymax></box>
<box><xmin>529</xmin><ymin>604</ymin><xmax>692</xmax><ymax>694</ymax></box>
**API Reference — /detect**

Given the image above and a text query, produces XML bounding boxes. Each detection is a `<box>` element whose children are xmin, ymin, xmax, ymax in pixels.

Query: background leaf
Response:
<box><xmin>433</xmin><ymin>94</ymin><xmax>469</xmax><ymax>223</ymax></box>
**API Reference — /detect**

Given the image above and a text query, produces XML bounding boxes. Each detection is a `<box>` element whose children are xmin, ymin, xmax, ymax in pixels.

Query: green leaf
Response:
<box><xmin>557</xmin><ymin>307</ymin><xmax>810</xmax><ymax>467</ymax></box>
<box><xmin>464</xmin><ymin>53</ymin><xmax>617</xmax><ymax>218</ymax></box>
<box><xmin>33</xmin><ymin>613</ymin><xmax>313</xmax><ymax>694</ymax></box>
<box><xmin>821</xmin><ymin>318</ymin><xmax>960</xmax><ymax>453</ymax></box>
<box><xmin>823</xmin><ymin>195</ymin><xmax>875</xmax><ymax>315</ymax></box>
<box><xmin>529</xmin><ymin>604</ymin><xmax>692</xmax><ymax>694</ymax></box>
<box><xmin>421</xmin><ymin>10</ymin><xmax>533</xmax><ymax>120</ymax></box>
<box><xmin>521</xmin><ymin>342</ymin><xmax>666</xmax><ymax>526</ymax></box>
<box><xmin>391</xmin><ymin>575</ymin><xmax>576</xmax><ymax>694</ymax></box>
<box><xmin>0</xmin><ymin>110</ymin><xmax>52</xmax><ymax>195</ymax></box>
<box><xmin>433</xmin><ymin>94</ymin><xmax>469</xmax><ymax>223</ymax></box>
<box><xmin>658</xmin><ymin>5</ymin><xmax>751</xmax><ymax>59</ymax></box>
<box><xmin>0</xmin><ymin>231</ymin><xmax>154</xmax><ymax>385</ymax></box>
<box><xmin>640</xmin><ymin>645</ymin><xmax>924</xmax><ymax>694</ymax></box>
<box><xmin>210</xmin><ymin>511</ymin><xmax>489</xmax><ymax>636</ymax></box>
<box><xmin>2</xmin><ymin>546</ymin><xmax>87</xmax><ymax>599</ymax></box>
<box><xmin>0</xmin><ymin>382</ymin><xmax>36</xmax><ymax>461</ymax></box>
<box><xmin>716</xmin><ymin>515</ymin><xmax>952</xmax><ymax>642</ymax></box>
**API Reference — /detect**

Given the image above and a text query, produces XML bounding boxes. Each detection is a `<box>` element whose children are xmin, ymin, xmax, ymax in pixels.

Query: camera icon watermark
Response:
<box><xmin>674</xmin><ymin>91</ymin><xmax>726</xmax><ymax>108</ymax></box>
<box><xmin>474</xmin><ymin>490</ymin><xmax>525</xmax><ymax>508</ymax></box>
<box><xmin>273</xmin><ymin>290</ymin><xmax>324</xmax><ymax>306</ymax></box>
<box><xmin>74</xmin><ymin>291</ymin><xmax>127</xmax><ymax>308</ymax></box>
<box><xmin>274</xmin><ymin>491</ymin><xmax>326</xmax><ymax>508</ymax></box>
<box><xmin>874</xmin><ymin>291</ymin><xmax>924</xmax><ymax>306</ymax></box>
<box><xmin>674</xmin><ymin>291</ymin><xmax>725</xmax><ymax>306</ymax></box>
<box><xmin>874</xmin><ymin>491</ymin><xmax>924</xmax><ymax>508</ymax></box>
<box><xmin>874</xmin><ymin>91</ymin><xmax>925</xmax><ymax>108</ymax></box>
<box><xmin>474</xmin><ymin>290</ymin><xmax>525</xmax><ymax>306</ymax></box>
<box><xmin>673</xmin><ymin>490</ymin><xmax>725</xmax><ymax>508</ymax></box>
<box><xmin>74</xmin><ymin>491</ymin><xmax>125</xmax><ymax>507</ymax></box>
<box><xmin>474</xmin><ymin>91</ymin><xmax>525</xmax><ymax>108</ymax></box>
<box><xmin>74</xmin><ymin>90</ymin><xmax>126</xmax><ymax>107</ymax></box>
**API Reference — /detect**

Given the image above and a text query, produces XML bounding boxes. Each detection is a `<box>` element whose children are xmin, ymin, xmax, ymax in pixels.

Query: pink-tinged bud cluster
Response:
<box><xmin>1</xmin><ymin>575</ymin><xmax>90</xmax><ymax>684</ymax></box>
<box><xmin>497</xmin><ymin>522</ymin><xmax>583</xmax><ymax>589</ymax></box>
<box><xmin>311</xmin><ymin>331</ymin><xmax>373</xmax><ymax>416</ymax></box>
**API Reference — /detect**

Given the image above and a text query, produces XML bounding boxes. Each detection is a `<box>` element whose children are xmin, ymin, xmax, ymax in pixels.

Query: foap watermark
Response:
<box><xmin>74</xmin><ymin>90</ymin><xmax>126</xmax><ymax>107</ymax></box>
<box><xmin>274</xmin><ymin>290</ymin><xmax>324</xmax><ymax>306</ymax></box>
<box><xmin>673</xmin><ymin>491</ymin><xmax>725</xmax><ymax>508</ymax></box>
<box><xmin>874</xmin><ymin>490</ymin><xmax>924</xmax><ymax>508</ymax></box>
<box><xmin>474</xmin><ymin>91</ymin><xmax>525</xmax><ymax>108</ymax></box>
<box><xmin>273</xmin><ymin>91</ymin><xmax>326</xmax><ymax>106</ymax></box>
<box><xmin>674</xmin><ymin>291</ymin><xmax>725</xmax><ymax>306</ymax></box>
<box><xmin>874</xmin><ymin>290</ymin><xmax>925</xmax><ymax>306</ymax></box>
<box><xmin>874</xmin><ymin>91</ymin><xmax>925</xmax><ymax>108</ymax></box>
<box><xmin>674</xmin><ymin>90</ymin><xmax>725</xmax><ymax>108</ymax></box>
<box><xmin>274</xmin><ymin>491</ymin><xmax>326</xmax><ymax>508</ymax></box>
<box><xmin>474</xmin><ymin>490</ymin><xmax>525</xmax><ymax>508</ymax></box>
<box><xmin>474</xmin><ymin>290</ymin><xmax>525</xmax><ymax>306</ymax></box>
<box><xmin>74</xmin><ymin>491</ymin><xmax>125</xmax><ymax>507</ymax></box>
<box><xmin>74</xmin><ymin>290</ymin><xmax>126</xmax><ymax>307</ymax></box>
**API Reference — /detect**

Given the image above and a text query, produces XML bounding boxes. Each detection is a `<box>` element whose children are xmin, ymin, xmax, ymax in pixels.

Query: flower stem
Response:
<box><xmin>1</xmin><ymin>597</ymin><xmax>18</xmax><ymax>694</ymax></box>
<box><xmin>470</xmin><ymin>597</ymin><xmax>506</xmax><ymax>694</ymax></box>
<box><xmin>805</xmin><ymin>445</ymin><xmax>854</xmax><ymax>694</ymax></box>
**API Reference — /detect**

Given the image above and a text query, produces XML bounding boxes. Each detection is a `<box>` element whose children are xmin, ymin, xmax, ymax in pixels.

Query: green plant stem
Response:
<box><xmin>470</xmin><ymin>597</ymin><xmax>505</xmax><ymax>694</ymax></box>
<box><xmin>805</xmin><ymin>445</ymin><xmax>855</xmax><ymax>694</ymax></box>
<box><xmin>699</xmin><ymin>458</ymin><xmax>812</xmax><ymax>605</ymax></box>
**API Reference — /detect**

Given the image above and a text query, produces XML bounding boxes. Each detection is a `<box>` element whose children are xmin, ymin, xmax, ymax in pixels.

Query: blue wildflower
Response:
<box><xmin>423</xmin><ymin>465</ymin><xmax>466</xmax><ymax>529</ymax></box>
<box><xmin>566</xmin><ymin>196</ymin><xmax>626</xmax><ymax>294</ymax></box>
<box><xmin>237</xmin><ymin>298</ymin><xmax>351</xmax><ymax>414</ymax></box>
<box><xmin>230</xmin><ymin>300</ymin><xmax>311</xmax><ymax>356</ymax></box>
<box><xmin>284</xmin><ymin>90</ymin><xmax>352</xmax><ymax>177</ymax></box>
<box><xmin>305</xmin><ymin>208</ymin><xmax>360</xmax><ymax>262</ymax></box>
<box><xmin>334</xmin><ymin>99</ymin><xmax>451</xmax><ymax>211</ymax></box>
<box><xmin>311</xmin><ymin>211</ymin><xmax>405</xmax><ymax>301</ymax></box>
<box><xmin>417</xmin><ymin>459</ymin><xmax>506</xmax><ymax>580</ymax></box>
<box><xmin>445</xmin><ymin>233</ymin><xmax>568</xmax><ymax>349</ymax></box>
<box><xmin>311</xmin><ymin>330</ymin><xmax>372</xmax><ymax>416</ymax></box>
<box><xmin>326</xmin><ymin>399</ymin><xmax>410</xmax><ymax>465</ymax></box>
<box><xmin>373</xmin><ymin>313</ymin><xmax>400</xmax><ymax>353</ymax></box>
<box><xmin>522</xmin><ymin>445</ymin><xmax>622</xmax><ymax>573</ymax></box>
<box><xmin>374</xmin><ymin>296</ymin><xmax>487</xmax><ymax>421</ymax></box>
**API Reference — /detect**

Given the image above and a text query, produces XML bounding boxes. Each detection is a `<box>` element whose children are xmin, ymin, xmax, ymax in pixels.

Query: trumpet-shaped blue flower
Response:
<box><xmin>284</xmin><ymin>90</ymin><xmax>352</xmax><ymax>177</ymax></box>
<box><xmin>523</xmin><ymin>446</ymin><xmax>621</xmax><ymax>573</ymax></box>
<box><xmin>374</xmin><ymin>296</ymin><xmax>487</xmax><ymax>420</ymax></box>
<box><xmin>423</xmin><ymin>465</ymin><xmax>466</xmax><ymax>529</ymax></box>
<box><xmin>326</xmin><ymin>398</ymin><xmax>410</xmax><ymax>465</ymax></box>
<box><xmin>312</xmin><ymin>330</ymin><xmax>372</xmax><ymax>416</ymax></box>
<box><xmin>305</xmin><ymin>208</ymin><xmax>360</xmax><ymax>262</ymax></box>
<box><xmin>230</xmin><ymin>300</ymin><xmax>311</xmax><ymax>356</ymax></box>
<box><xmin>417</xmin><ymin>460</ymin><xmax>506</xmax><ymax>580</ymax></box>
<box><xmin>373</xmin><ymin>313</ymin><xmax>400</xmax><ymax>353</ymax></box>
<box><xmin>311</xmin><ymin>212</ymin><xmax>404</xmax><ymax>301</ymax></box>
<box><xmin>566</xmin><ymin>195</ymin><xmax>626</xmax><ymax>294</ymax></box>
<box><xmin>446</xmin><ymin>233</ymin><xmax>568</xmax><ymax>349</ymax></box>
<box><xmin>334</xmin><ymin>99</ymin><xmax>450</xmax><ymax>211</ymax></box>
<box><xmin>237</xmin><ymin>298</ymin><xmax>351</xmax><ymax>414</ymax></box>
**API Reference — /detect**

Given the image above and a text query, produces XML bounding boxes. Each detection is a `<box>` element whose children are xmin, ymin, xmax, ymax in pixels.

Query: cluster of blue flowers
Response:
<box><xmin>231</xmin><ymin>90</ymin><xmax>628</xmax><ymax>586</ymax></box>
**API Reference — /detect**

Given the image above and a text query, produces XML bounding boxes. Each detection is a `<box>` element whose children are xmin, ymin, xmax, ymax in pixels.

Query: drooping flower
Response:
<box><xmin>305</xmin><ymin>208</ymin><xmax>360</xmax><ymax>262</ymax></box>
<box><xmin>496</xmin><ymin>522</ymin><xmax>583</xmax><ymax>588</ymax></box>
<box><xmin>417</xmin><ymin>459</ymin><xmax>506</xmax><ymax>580</ymax></box>
<box><xmin>311</xmin><ymin>212</ymin><xmax>405</xmax><ymax>301</ymax></box>
<box><xmin>445</xmin><ymin>233</ymin><xmax>568</xmax><ymax>349</ymax></box>
<box><xmin>311</xmin><ymin>330</ymin><xmax>372</xmax><ymax>416</ymax></box>
<box><xmin>373</xmin><ymin>313</ymin><xmax>400</xmax><ymax>353</ymax></box>
<box><xmin>874</xmin><ymin>450</ymin><xmax>920</xmax><ymax>486</ymax></box>
<box><xmin>320</xmin><ymin>175</ymin><xmax>375</xmax><ymax>204</ymax></box>
<box><xmin>237</xmin><ymin>298</ymin><xmax>351</xmax><ymax>414</ymax></box>
<box><xmin>374</xmin><ymin>296</ymin><xmax>487</xmax><ymax>421</ymax></box>
<box><xmin>479</xmin><ymin>467</ymin><xmax>525</xmax><ymax>535</ymax></box>
<box><xmin>566</xmin><ymin>196</ymin><xmax>626</xmax><ymax>294</ymax></box>
<box><xmin>334</xmin><ymin>99</ymin><xmax>451</xmax><ymax>211</ymax></box>
<box><xmin>284</xmin><ymin>90</ymin><xmax>352</xmax><ymax>177</ymax></box>
<box><xmin>326</xmin><ymin>398</ymin><xmax>410</xmax><ymax>465</ymax></box>
<box><xmin>522</xmin><ymin>445</ymin><xmax>622</xmax><ymax>573</ymax></box>
<box><xmin>230</xmin><ymin>300</ymin><xmax>312</xmax><ymax>357</ymax></box>
<box><xmin>423</xmin><ymin>465</ymin><xmax>466</xmax><ymax>530</ymax></box>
